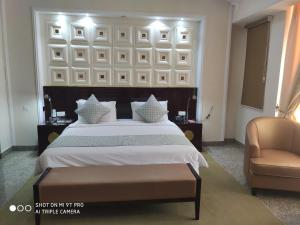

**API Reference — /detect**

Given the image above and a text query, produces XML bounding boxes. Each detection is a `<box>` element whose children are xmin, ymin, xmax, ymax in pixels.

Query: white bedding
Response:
<box><xmin>35</xmin><ymin>120</ymin><xmax>208</xmax><ymax>173</ymax></box>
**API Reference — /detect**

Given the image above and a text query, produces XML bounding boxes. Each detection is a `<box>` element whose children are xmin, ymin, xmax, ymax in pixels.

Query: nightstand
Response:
<box><xmin>37</xmin><ymin>121</ymin><xmax>73</xmax><ymax>155</ymax></box>
<box><xmin>175</xmin><ymin>121</ymin><xmax>203</xmax><ymax>151</ymax></box>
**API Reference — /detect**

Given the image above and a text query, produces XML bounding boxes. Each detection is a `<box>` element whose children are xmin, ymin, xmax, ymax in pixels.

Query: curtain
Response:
<box><xmin>278</xmin><ymin>4</ymin><xmax>300</xmax><ymax>120</ymax></box>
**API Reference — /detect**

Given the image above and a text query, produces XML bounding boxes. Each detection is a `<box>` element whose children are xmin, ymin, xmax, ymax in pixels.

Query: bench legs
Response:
<box><xmin>33</xmin><ymin>184</ymin><xmax>41</xmax><ymax>225</ymax></box>
<box><xmin>195</xmin><ymin>178</ymin><xmax>201</xmax><ymax>220</ymax></box>
<box><xmin>35</xmin><ymin>210</ymin><xmax>41</xmax><ymax>225</ymax></box>
<box><xmin>251</xmin><ymin>188</ymin><xmax>257</xmax><ymax>196</ymax></box>
<box><xmin>195</xmin><ymin>199</ymin><xmax>200</xmax><ymax>220</ymax></box>
<box><xmin>33</xmin><ymin>168</ymin><xmax>51</xmax><ymax>225</ymax></box>
<box><xmin>186</xmin><ymin>163</ymin><xmax>202</xmax><ymax>220</ymax></box>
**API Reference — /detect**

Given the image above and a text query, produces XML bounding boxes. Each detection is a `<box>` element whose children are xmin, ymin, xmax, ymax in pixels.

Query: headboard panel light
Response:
<box><xmin>43</xmin><ymin>86</ymin><xmax>197</xmax><ymax>122</ymax></box>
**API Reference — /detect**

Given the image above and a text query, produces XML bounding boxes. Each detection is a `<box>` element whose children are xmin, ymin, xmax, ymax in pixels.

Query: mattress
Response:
<box><xmin>35</xmin><ymin>119</ymin><xmax>208</xmax><ymax>173</ymax></box>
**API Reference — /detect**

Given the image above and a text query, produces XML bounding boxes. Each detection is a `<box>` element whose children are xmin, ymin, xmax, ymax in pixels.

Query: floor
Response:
<box><xmin>0</xmin><ymin>145</ymin><xmax>299</xmax><ymax>225</ymax></box>
<box><xmin>0</xmin><ymin>150</ymin><xmax>37</xmax><ymax>207</ymax></box>
<box><xmin>207</xmin><ymin>144</ymin><xmax>300</xmax><ymax>225</ymax></box>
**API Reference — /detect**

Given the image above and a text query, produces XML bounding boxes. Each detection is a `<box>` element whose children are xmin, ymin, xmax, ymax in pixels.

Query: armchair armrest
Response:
<box><xmin>244</xmin><ymin>120</ymin><xmax>261</xmax><ymax>179</ymax></box>
<box><xmin>246</xmin><ymin>121</ymin><xmax>261</xmax><ymax>158</ymax></box>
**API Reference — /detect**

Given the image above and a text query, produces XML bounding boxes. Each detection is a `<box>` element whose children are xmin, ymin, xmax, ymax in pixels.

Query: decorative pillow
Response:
<box><xmin>131</xmin><ymin>101</ymin><xmax>168</xmax><ymax>121</ymax></box>
<box><xmin>76</xmin><ymin>99</ymin><xmax>117</xmax><ymax>123</ymax></box>
<box><xmin>75</xmin><ymin>95</ymin><xmax>110</xmax><ymax>124</ymax></box>
<box><xmin>135</xmin><ymin>95</ymin><xmax>168</xmax><ymax>123</ymax></box>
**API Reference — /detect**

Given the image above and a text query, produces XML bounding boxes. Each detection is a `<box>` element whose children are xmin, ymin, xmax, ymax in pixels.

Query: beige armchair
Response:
<box><xmin>245</xmin><ymin>117</ymin><xmax>300</xmax><ymax>195</ymax></box>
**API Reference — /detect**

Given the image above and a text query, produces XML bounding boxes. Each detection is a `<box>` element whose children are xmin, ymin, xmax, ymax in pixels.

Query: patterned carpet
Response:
<box><xmin>0</xmin><ymin>151</ymin><xmax>36</xmax><ymax>207</ymax></box>
<box><xmin>207</xmin><ymin>143</ymin><xmax>300</xmax><ymax>225</ymax></box>
<box><xmin>0</xmin><ymin>153</ymin><xmax>283</xmax><ymax>225</ymax></box>
<box><xmin>0</xmin><ymin>146</ymin><xmax>299</xmax><ymax>225</ymax></box>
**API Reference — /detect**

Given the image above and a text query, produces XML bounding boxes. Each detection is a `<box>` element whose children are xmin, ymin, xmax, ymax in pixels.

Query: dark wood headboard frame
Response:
<box><xmin>43</xmin><ymin>86</ymin><xmax>197</xmax><ymax>121</ymax></box>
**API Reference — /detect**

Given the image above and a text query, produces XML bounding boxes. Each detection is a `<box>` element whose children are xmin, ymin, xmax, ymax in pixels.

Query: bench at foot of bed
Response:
<box><xmin>33</xmin><ymin>163</ymin><xmax>201</xmax><ymax>225</ymax></box>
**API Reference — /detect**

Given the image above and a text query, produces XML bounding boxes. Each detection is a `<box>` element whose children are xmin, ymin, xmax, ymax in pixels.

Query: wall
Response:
<box><xmin>0</xmin><ymin>0</ymin><xmax>12</xmax><ymax>153</ymax></box>
<box><xmin>233</xmin><ymin>0</ymin><xmax>299</xmax><ymax>23</ymax></box>
<box><xmin>233</xmin><ymin>0</ymin><xmax>283</xmax><ymax>22</ymax></box>
<box><xmin>224</xmin><ymin>25</ymin><xmax>247</xmax><ymax>139</ymax></box>
<box><xmin>1</xmin><ymin>0</ymin><xmax>231</xmax><ymax>148</ymax></box>
<box><xmin>225</xmin><ymin>11</ymin><xmax>287</xmax><ymax>143</ymax></box>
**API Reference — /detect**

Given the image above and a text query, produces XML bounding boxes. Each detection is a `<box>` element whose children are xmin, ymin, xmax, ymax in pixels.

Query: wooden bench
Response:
<box><xmin>33</xmin><ymin>163</ymin><xmax>201</xmax><ymax>225</ymax></box>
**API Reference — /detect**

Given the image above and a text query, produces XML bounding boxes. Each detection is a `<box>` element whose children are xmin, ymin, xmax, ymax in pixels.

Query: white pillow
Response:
<box><xmin>131</xmin><ymin>100</ymin><xmax>168</xmax><ymax>121</ymax></box>
<box><xmin>76</xmin><ymin>99</ymin><xmax>117</xmax><ymax>123</ymax></box>
<box><xmin>75</xmin><ymin>95</ymin><xmax>110</xmax><ymax>124</ymax></box>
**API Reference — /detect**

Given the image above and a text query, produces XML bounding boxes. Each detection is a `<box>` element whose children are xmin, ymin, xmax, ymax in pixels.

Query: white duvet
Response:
<box><xmin>35</xmin><ymin>120</ymin><xmax>208</xmax><ymax>173</ymax></box>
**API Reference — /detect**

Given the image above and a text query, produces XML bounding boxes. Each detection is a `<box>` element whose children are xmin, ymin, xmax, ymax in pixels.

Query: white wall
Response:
<box><xmin>0</xmin><ymin>0</ymin><xmax>12</xmax><ymax>153</ymax></box>
<box><xmin>225</xmin><ymin>12</ymin><xmax>287</xmax><ymax>143</ymax></box>
<box><xmin>1</xmin><ymin>0</ymin><xmax>231</xmax><ymax>147</ymax></box>
<box><xmin>233</xmin><ymin>0</ymin><xmax>299</xmax><ymax>23</ymax></box>
<box><xmin>225</xmin><ymin>25</ymin><xmax>247</xmax><ymax>139</ymax></box>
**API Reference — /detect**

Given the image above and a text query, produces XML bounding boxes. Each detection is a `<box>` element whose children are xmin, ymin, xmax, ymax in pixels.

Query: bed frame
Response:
<box><xmin>43</xmin><ymin>86</ymin><xmax>197</xmax><ymax>121</ymax></box>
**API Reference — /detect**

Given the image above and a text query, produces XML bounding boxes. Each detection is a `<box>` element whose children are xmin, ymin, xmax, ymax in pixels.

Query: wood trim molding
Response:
<box><xmin>202</xmin><ymin>139</ymin><xmax>244</xmax><ymax>147</ymax></box>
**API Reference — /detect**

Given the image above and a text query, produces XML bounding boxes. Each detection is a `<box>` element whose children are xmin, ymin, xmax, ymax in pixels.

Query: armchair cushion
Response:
<box><xmin>291</xmin><ymin>122</ymin><xmax>300</xmax><ymax>155</ymax></box>
<box><xmin>250</xmin><ymin>149</ymin><xmax>300</xmax><ymax>179</ymax></box>
<box><xmin>254</xmin><ymin>118</ymin><xmax>294</xmax><ymax>151</ymax></box>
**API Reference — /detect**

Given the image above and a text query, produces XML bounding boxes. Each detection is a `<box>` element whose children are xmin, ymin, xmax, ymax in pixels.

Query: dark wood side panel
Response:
<box><xmin>43</xmin><ymin>86</ymin><xmax>197</xmax><ymax>121</ymax></box>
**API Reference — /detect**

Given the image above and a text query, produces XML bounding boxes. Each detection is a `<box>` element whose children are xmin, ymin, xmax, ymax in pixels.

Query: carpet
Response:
<box><xmin>207</xmin><ymin>144</ymin><xmax>300</xmax><ymax>225</ymax></box>
<box><xmin>0</xmin><ymin>153</ymin><xmax>283</xmax><ymax>225</ymax></box>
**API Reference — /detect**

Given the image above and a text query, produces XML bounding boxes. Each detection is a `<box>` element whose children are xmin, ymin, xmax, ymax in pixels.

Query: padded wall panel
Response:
<box><xmin>43</xmin><ymin>15</ymin><xmax>197</xmax><ymax>87</ymax></box>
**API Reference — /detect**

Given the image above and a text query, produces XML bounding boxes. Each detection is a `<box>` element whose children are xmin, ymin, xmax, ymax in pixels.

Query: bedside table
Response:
<box><xmin>175</xmin><ymin>122</ymin><xmax>203</xmax><ymax>151</ymax></box>
<box><xmin>37</xmin><ymin>121</ymin><xmax>73</xmax><ymax>155</ymax></box>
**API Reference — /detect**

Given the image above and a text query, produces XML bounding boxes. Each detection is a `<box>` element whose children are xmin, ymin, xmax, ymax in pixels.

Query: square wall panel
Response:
<box><xmin>114</xmin><ymin>69</ymin><xmax>132</xmax><ymax>86</ymax></box>
<box><xmin>49</xmin><ymin>67</ymin><xmax>69</xmax><ymax>85</ymax></box>
<box><xmin>114</xmin><ymin>47</ymin><xmax>132</xmax><ymax>66</ymax></box>
<box><xmin>154</xmin><ymin>70</ymin><xmax>171</xmax><ymax>86</ymax></box>
<box><xmin>156</xmin><ymin>28</ymin><xmax>172</xmax><ymax>46</ymax></box>
<box><xmin>71</xmin><ymin>24</ymin><xmax>88</xmax><ymax>43</ymax></box>
<box><xmin>71</xmin><ymin>68</ymin><xmax>90</xmax><ymax>85</ymax></box>
<box><xmin>135</xmin><ymin>48</ymin><xmax>152</xmax><ymax>66</ymax></box>
<box><xmin>48</xmin><ymin>45</ymin><xmax>68</xmax><ymax>64</ymax></box>
<box><xmin>135</xmin><ymin>69</ymin><xmax>152</xmax><ymax>87</ymax></box>
<box><xmin>48</xmin><ymin>22</ymin><xmax>67</xmax><ymax>43</ymax></box>
<box><xmin>93</xmin><ymin>24</ymin><xmax>112</xmax><ymax>45</ymax></box>
<box><xmin>176</xmin><ymin>27</ymin><xmax>193</xmax><ymax>46</ymax></box>
<box><xmin>71</xmin><ymin>46</ymin><xmax>90</xmax><ymax>64</ymax></box>
<box><xmin>175</xmin><ymin>70</ymin><xmax>191</xmax><ymax>86</ymax></box>
<box><xmin>115</xmin><ymin>25</ymin><xmax>132</xmax><ymax>45</ymax></box>
<box><xmin>93</xmin><ymin>46</ymin><xmax>112</xmax><ymax>65</ymax></box>
<box><xmin>135</xmin><ymin>26</ymin><xmax>152</xmax><ymax>46</ymax></box>
<box><xmin>93</xmin><ymin>68</ymin><xmax>112</xmax><ymax>86</ymax></box>
<box><xmin>175</xmin><ymin>49</ymin><xmax>192</xmax><ymax>67</ymax></box>
<box><xmin>155</xmin><ymin>49</ymin><xmax>172</xmax><ymax>66</ymax></box>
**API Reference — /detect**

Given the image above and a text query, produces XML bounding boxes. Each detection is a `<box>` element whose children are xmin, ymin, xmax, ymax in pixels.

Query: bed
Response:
<box><xmin>36</xmin><ymin>119</ymin><xmax>208</xmax><ymax>173</ymax></box>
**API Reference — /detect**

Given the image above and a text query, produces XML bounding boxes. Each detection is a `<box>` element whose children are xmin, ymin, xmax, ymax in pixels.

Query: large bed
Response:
<box><xmin>37</xmin><ymin>86</ymin><xmax>208</xmax><ymax>174</ymax></box>
<box><xmin>36</xmin><ymin>119</ymin><xmax>208</xmax><ymax>173</ymax></box>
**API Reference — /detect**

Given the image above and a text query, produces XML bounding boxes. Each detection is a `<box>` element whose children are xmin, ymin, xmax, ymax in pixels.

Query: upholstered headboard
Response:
<box><xmin>43</xmin><ymin>86</ymin><xmax>197</xmax><ymax>121</ymax></box>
